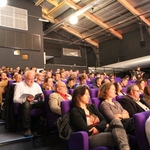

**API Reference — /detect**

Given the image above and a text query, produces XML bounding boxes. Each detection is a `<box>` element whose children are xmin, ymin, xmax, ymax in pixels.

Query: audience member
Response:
<box><xmin>70</xmin><ymin>85</ymin><xmax>130</xmax><ymax>150</ymax></box>
<box><xmin>99</xmin><ymin>83</ymin><xmax>134</xmax><ymax>135</ymax></box>
<box><xmin>77</xmin><ymin>73</ymin><xmax>88</xmax><ymax>87</ymax></box>
<box><xmin>42</xmin><ymin>77</ymin><xmax>55</xmax><ymax>90</ymax></box>
<box><xmin>109</xmin><ymin>74</ymin><xmax>115</xmax><ymax>83</ymax></box>
<box><xmin>13</xmin><ymin>73</ymin><xmax>22</xmax><ymax>83</ymax></box>
<box><xmin>92</xmin><ymin>77</ymin><xmax>102</xmax><ymax>88</ymax></box>
<box><xmin>119</xmin><ymin>84</ymin><xmax>150</xmax><ymax>117</ymax></box>
<box><xmin>135</xmin><ymin>66</ymin><xmax>145</xmax><ymax>79</ymax></box>
<box><xmin>35</xmin><ymin>73</ymin><xmax>44</xmax><ymax>85</ymax></box>
<box><xmin>0</xmin><ymin>72</ymin><xmax>8</xmax><ymax>105</ymax></box>
<box><xmin>143</xmin><ymin>85</ymin><xmax>150</xmax><ymax>108</ymax></box>
<box><xmin>135</xmin><ymin>79</ymin><xmax>145</xmax><ymax>94</ymax></box>
<box><xmin>53</xmin><ymin>72</ymin><xmax>61</xmax><ymax>84</ymax></box>
<box><xmin>120</xmin><ymin>78</ymin><xmax>128</xmax><ymax>87</ymax></box>
<box><xmin>13</xmin><ymin>70</ymin><xmax>44</xmax><ymax>136</ymax></box>
<box><xmin>66</xmin><ymin>75</ymin><xmax>76</xmax><ymax>90</ymax></box>
<box><xmin>113</xmin><ymin>82</ymin><xmax>126</xmax><ymax>96</ymax></box>
<box><xmin>49</xmin><ymin>81</ymin><xmax>72</xmax><ymax>115</ymax></box>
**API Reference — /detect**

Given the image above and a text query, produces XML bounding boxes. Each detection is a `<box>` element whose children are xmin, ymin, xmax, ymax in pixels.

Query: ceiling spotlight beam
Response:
<box><xmin>118</xmin><ymin>0</ymin><xmax>150</xmax><ymax>26</ymax></box>
<box><xmin>35</xmin><ymin>0</ymin><xmax>43</xmax><ymax>6</ymax></box>
<box><xmin>66</xmin><ymin>0</ymin><xmax>122</xmax><ymax>39</ymax></box>
<box><xmin>46</xmin><ymin>1</ymin><xmax>65</xmax><ymax>15</ymax></box>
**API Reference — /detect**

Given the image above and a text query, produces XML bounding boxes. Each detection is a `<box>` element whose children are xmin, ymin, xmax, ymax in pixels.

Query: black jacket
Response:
<box><xmin>70</xmin><ymin>104</ymin><xmax>107</xmax><ymax>136</ymax></box>
<box><xmin>119</xmin><ymin>95</ymin><xmax>150</xmax><ymax>117</ymax></box>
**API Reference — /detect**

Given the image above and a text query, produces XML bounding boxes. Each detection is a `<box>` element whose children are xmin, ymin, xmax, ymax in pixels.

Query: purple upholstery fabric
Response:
<box><xmin>115</xmin><ymin>95</ymin><xmax>123</xmax><ymax>103</ymax></box>
<box><xmin>43</xmin><ymin>90</ymin><xmax>60</xmax><ymax>128</ymax></box>
<box><xmin>90</xmin><ymin>88</ymin><xmax>98</xmax><ymax>98</ymax></box>
<box><xmin>91</xmin><ymin>97</ymin><xmax>100</xmax><ymax>109</ymax></box>
<box><xmin>133</xmin><ymin>111</ymin><xmax>150</xmax><ymax>150</ymax></box>
<box><xmin>68</xmin><ymin>89</ymin><xmax>74</xmax><ymax>96</ymax></box>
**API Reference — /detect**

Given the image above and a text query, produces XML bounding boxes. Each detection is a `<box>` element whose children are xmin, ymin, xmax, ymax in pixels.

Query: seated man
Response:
<box><xmin>49</xmin><ymin>81</ymin><xmax>72</xmax><ymax>115</ymax></box>
<box><xmin>119</xmin><ymin>84</ymin><xmax>150</xmax><ymax>117</ymax></box>
<box><xmin>13</xmin><ymin>70</ymin><xmax>44</xmax><ymax>136</ymax></box>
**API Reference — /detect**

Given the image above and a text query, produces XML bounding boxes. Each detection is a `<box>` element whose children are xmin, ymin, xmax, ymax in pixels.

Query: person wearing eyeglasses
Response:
<box><xmin>49</xmin><ymin>81</ymin><xmax>72</xmax><ymax>115</ymax></box>
<box><xmin>119</xmin><ymin>84</ymin><xmax>150</xmax><ymax>117</ymax></box>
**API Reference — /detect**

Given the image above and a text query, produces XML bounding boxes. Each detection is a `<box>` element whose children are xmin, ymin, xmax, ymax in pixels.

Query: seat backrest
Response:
<box><xmin>115</xmin><ymin>95</ymin><xmax>123</xmax><ymax>103</ymax></box>
<box><xmin>43</xmin><ymin>90</ymin><xmax>55</xmax><ymax>113</ymax></box>
<box><xmin>91</xmin><ymin>97</ymin><xmax>101</xmax><ymax>109</ymax></box>
<box><xmin>90</xmin><ymin>88</ymin><xmax>98</xmax><ymax>98</ymax></box>
<box><xmin>61</xmin><ymin>100</ymin><xmax>72</xmax><ymax>115</ymax></box>
<box><xmin>68</xmin><ymin>89</ymin><xmax>74</xmax><ymax>96</ymax></box>
<box><xmin>133</xmin><ymin>111</ymin><xmax>150</xmax><ymax>150</ymax></box>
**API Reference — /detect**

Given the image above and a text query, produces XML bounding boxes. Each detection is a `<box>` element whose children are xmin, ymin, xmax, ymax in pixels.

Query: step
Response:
<box><xmin>0</xmin><ymin>131</ymin><xmax>33</xmax><ymax>146</ymax></box>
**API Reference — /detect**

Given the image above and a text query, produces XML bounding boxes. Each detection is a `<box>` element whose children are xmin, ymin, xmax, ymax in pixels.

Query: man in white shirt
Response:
<box><xmin>13</xmin><ymin>70</ymin><xmax>44</xmax><ymax>136</ymax></box>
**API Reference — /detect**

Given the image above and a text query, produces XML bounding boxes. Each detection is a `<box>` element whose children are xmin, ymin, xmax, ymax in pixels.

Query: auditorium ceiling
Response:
<box><xmin>33</xmin><ymin>0</ymin><xmax>150</xmax><ymax>48</ymax></box>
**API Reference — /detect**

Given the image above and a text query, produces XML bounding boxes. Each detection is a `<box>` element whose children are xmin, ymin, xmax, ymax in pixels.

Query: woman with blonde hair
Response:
<box><xmin>99</xmin><ymin>82</ymin><xmax>134</xmax><ymax>135</ymax></box>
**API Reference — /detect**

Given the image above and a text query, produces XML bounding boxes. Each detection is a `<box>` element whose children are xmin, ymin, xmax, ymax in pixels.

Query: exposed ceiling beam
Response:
<box><xmin>61</xmin><ymin>24</ymin><xmax>99</xmax><ymax>48</ymax></box>
<box><xmin>42</xmin><ymin>13</ymin><xmax>99</xmax><ymax>48</ymax></box>
<box><xmin>118</xmin><ymin>0</ymin><xmax>150</xmax><ymax>26</ymax></box>
<box><xmin>65</xmin><ymin>0</ymin><xmax>123</xmax><ymax>40</ymax></box>
<box><xmin>46</xmin><ymin>0</ymin><xmax>58</xmax><ymax>6</ymax></box>
<box><xmin>46</xmin><ymin>1</ymin><xmax>66</xmax><ymax>16</ymax></box>
<box><xmin>35</xmin><ymin>0</ymin><xmax>43</xmax><ymax>6</ymax></box>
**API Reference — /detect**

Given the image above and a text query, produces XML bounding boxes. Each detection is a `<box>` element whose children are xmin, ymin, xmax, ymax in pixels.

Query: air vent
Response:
<box><xmin>0</xmin><ymin>5</ymin><xmax>28</xmax><ymax>30</ymax></box>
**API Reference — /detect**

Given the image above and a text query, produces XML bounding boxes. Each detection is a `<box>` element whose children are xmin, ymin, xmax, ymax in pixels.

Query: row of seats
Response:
<box><xmin>60</xmin><ymin>100</ymin><xmax>144</xmax><ymax>150</ymax></box>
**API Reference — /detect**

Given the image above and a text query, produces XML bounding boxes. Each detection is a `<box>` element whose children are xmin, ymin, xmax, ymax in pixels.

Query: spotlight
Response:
<box><xmin>69</xmin><ymin>16</ymin><xmax>78</xmax><ymax>25</ymax></box>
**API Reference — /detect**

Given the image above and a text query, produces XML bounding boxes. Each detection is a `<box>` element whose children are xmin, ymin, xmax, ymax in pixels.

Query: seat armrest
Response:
<box><xmin>68</xmin><ymin>131</ymin><xmax>89</xmax><ymax>150</ymax></box>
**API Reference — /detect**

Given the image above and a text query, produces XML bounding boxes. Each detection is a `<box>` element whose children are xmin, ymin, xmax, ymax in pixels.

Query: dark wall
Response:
<box><xmin>0</xmin><ymin>0</ymin><xmax>44</xmax><ymax>69</ymax></box>
<box><xmin>99</xmin><ymin>27</ymin><xmax>150</xmax><ymax>66</ymax></box>
<box><xmin>44</xmin><ymin>40</ymin><xmax>88</xmax><ymax>67</ymax></box>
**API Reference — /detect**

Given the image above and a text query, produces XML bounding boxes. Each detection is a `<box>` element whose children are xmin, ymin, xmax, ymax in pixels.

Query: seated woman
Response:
<box><xmin>42</xmin><ymin>77</ymin><xmax>55</xmax><ymax>91</ymax></box>
<box><xmin>66</xmin><ymin>75</ymin><xmax>77</xmax><ymax>90</ymax></box>
<box><xmin>99</xmin><ymin>82</ymin><xmax>134</xmax><ymax>135</ymax></box>
<box><xmin>143</xmin><ymin>85</ymin><xmax>150</xmax><ymax>108</ymax></box>
<box><xmin>70</xmin><ymin>85</ymin><xmax>130</xmax><ymax>150</ymax></box>
<box><xmin>136</xmin><ymin>79</ymin><xmax>145</xmax><ymax>94</ymax></box>
<box><xmin>114</xmin><ymin>82</ymin><xmax>126</xmax><ymax>96</ymax></box>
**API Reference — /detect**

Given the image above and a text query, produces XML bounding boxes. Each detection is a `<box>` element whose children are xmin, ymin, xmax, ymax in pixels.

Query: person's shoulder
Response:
<box><xmin>50</xmin><ymin>92</ymin><xmax>59</xmax><ymax>98</ymax></box>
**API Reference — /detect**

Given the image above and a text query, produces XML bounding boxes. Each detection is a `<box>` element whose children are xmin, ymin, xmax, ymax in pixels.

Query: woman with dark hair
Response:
<box><xmin>70</xmin><ymin>85</ymin><xmax>130</xmax><ymax>150</ymax></box>
<box><xmin>113</xmin><ymin>82</ymin><xmax>126</xmax><ymax>96</ymax></box>
<box><xmin>143</xmin><ymin>85</ymin><xmax>150</xmax><ymax>108</ymax></box>
<box><xmin>136</xmin><ymin>79</ymin><xmax>145</xmax><ymax>94</ymax></box>
<box><xmin>99</xmin><ymin>83</ymin><xmax>134</xmax><ymax>135</ymax></box>
<box><xmin>42</xmin><ymin>77</ymin><xmax>55</xmax><ymax>90</ymax></box>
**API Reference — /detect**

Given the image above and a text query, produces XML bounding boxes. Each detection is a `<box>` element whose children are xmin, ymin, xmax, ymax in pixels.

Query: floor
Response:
<box><xmin>0</xmin><ymin>119</ymin><xmax>68</xmax><ymax>150</ymax></box>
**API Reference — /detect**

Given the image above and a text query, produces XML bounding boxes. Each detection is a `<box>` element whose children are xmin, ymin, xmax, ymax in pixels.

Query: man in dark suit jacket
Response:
<box><xmin>119</xmin><ymin>84</ymin><xmax>150</xmax><ymax>117</ymax></box>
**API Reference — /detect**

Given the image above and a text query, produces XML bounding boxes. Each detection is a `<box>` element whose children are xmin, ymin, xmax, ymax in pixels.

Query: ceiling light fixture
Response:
<box><xmin>0</xmin><ymin>0</ymin><xmax>7</xmax><ymax>7</ymax></box>
<box><xmin>39</xmin><ymin>18</ymin><xmax>49</xmax><ymax>22</ymax></box>
<box><xmin>69</xmin><ymin>16</ymin><xmax>78</xmax><ymax>25</ymax></box>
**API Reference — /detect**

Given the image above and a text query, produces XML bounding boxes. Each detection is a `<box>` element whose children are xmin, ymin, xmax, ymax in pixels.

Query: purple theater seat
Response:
<box><xmin>122</xmin><ymin>87</ymin><xmax>127</xmax><ymax>94</ymax></box>
<box><xmin>133</xmin><ymin>111</ymin><xmax>150</xmax><ymax>150</ymax></box>
<box><xmin>61</xmin><ymin>100</ymin><xmax>116</xmax><ymax>150</ymax></box>
<box><xmin>14</xmin><ymin>103</ymin><xmax>46</xmax><ymax>116</ymax></box>
<box><xmin>68</xmin><ymin>89</ymin><xmax>74</xmax><ymax>96</ymax></box>
<box><xmin>91</xmin><ymin>97</ymin><xmax>100</xmax><ymax>109</ymax></box>
<box><xmin>43</xmin><ymin>90</ymin><xmax>60</xmax><ymax>128</ymax></box>
<box><xmin>115</xmin><ymin>95</ymin><xmax>123</xmax><ymax>103</ymax></box>
<box><xmin>90</xmin><ymin>88</ymin><xmax>98</xmax><ymax>98</ymax></box>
